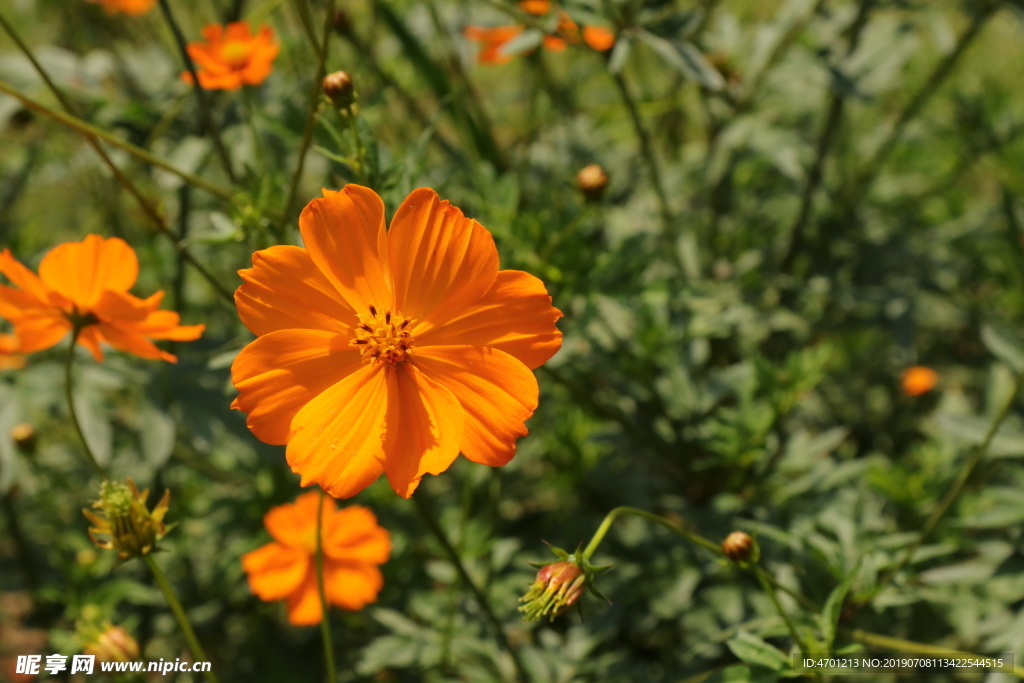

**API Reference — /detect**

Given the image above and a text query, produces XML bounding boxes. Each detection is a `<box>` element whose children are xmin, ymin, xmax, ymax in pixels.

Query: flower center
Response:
<box><xmin>349</xmin><ymin>306</ymin><xmax>415</xmax><ymax>365</ymax></box>
<box><xmin>221</xmin><ymin>41</ymin><xmax>252</xmax><ymax>69</ymax></box>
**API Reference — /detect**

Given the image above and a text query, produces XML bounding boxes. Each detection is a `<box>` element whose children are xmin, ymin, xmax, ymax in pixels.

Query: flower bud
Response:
<box><xmin>519</xmin><ymin>560</ymin><xmax>586</xmax><ymax>622</ymax></box>
<box><xmin>83</xmin><ymin>624</ymin><xmax>140</xmax><ymax>662</ymax></box>
<box><xmin>332</xmin><ymin>9</ymin><xmax>349</xmax><ymax>34</ymax></box>
<box><xmin>82</xmin><ymin>478</ymin><xmax>171</xmax><ymax>560</ymax></box>
<box><xmin>10</xmin><ymin>423</ymin><xmax>36</xmax><ymax>455</ymax></box>
<box><xmin>722</xmin><ymin>531</ymin><xmax>755</xmax><ymax>562</ymax></box>
<box><xmin>577</xmin><ymin>164</ymin><xmax>609</xmax><ymax>202</ymax></box>
<box><xmin>323</xmin><ymin>71</ymin><xmax>356</xmax><ymax>109</ymax></box>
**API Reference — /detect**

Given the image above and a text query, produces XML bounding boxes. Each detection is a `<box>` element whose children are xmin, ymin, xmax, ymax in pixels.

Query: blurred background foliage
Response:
<box><xmin>3</xmin><ymin>0</ymin><xmax>1024</xmax><ymax>681</ymax></box>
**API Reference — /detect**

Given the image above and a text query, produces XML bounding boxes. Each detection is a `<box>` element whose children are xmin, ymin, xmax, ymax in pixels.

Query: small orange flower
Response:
<box><xmin>0</xmin><ymin>333</ymin><xmax>24</xmax><ymax>370</ymax></box>
<box><xmin>231</xmin><ymin>185</ymin><xmax>563</xmax><ymax>499</ymax></box>
<box><xmin>0</xmin><ymin>235</ymin><xmax>204</xmax><ymax>363</ymax></box>
<box><xmin>520</xmin><ymin>0</ymin><xmax>551</xmax><ymax>15</ymax></box>
<box><xmin>582</xmin><ymin>25</ymin><xmax>615</xmax><ymax>51</ymax></box>
<box><xmin>180</xmin><ymin>22</ymin><xmax>279</xmax><ymax>91</ymax></box>
<box><xmin>465</xmin><ymin>2</ymin><xmax>614</xmax><ymax>63</ymax></box>
<box><xmin>241</xmin><ymin>492</ymin><xmax>391</xmax><ymax>626</ymax></box>
<box><xmin>901</xmin><ymin>366</ymin><xmax>938</xmax><ymax>397</ymax></box>
<box><xmin>87</xmin><ymin>0</ymin><xmax>155</xmax><ymax>16</ymax></box>
<box><xmin>463</xmin><ymin>25</ymin><xmax>525</xmax><ymax>65</ymax></box>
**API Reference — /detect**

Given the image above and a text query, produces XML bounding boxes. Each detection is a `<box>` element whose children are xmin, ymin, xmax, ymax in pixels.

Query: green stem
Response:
<box><xmin>156</xmin><ymin>0</ymin><xmax>237</xmax><ymax>184</ymax></box>
<box><xmin>144</xmin><ymin>554</ymin><xmax>219</xmax><ymax>683</ymax></box>
<box><xmin>64</xmin><ymin>331</ymin><xmax>106</xmax><ymax>480</ymax></box>
<box><xmin>316</xmin><ymin>489</ymin><xmax>337</xmax><ymax>683</ymax></box>
<box><xmin>242</xmin><ymin>87</ymin><xmax>264</xmax><ymax>176</ymax></box>
<box><xmin>754</xmin><ymin>566</ymin><xmax>811</xmax><ymax>662</ymax></box>
<box><xmin>846</xmin><ymin>629</ymin><xmax>1024</xmax><ymax>679</ymax></box>
<box><xmin>412</xmin><ymin>494</ymin><xmax>530</xmax><ymax>683</ymax></box>
<box><xmin>874</xmin><ymin>370</ymin><xmax>1024</xmax><ymax>595</ymax></box>
<box><xmin>582</xmin><ymin>506</ymin><xmax>722</xmax><ymax>560</ymax></box>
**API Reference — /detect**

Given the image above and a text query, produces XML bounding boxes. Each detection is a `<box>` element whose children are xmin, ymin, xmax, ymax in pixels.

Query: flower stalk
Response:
<box><xmin>145</xmin><ymin>554</ymin><xmax>219</xmax><ymax>683</ymax></box>
<box><xmin>316</xmin><ymin>489</ymin><xmax>337</xmax><ymax>683</ymax></box>
<box><xmin>65</xmin><ymin>329</ymin><xmax>106</xmax><ymax>480</ymax></box>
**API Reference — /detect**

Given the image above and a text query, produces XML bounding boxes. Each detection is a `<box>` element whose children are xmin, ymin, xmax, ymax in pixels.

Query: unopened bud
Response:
<box><xmin>10</xmin><ymin>423</ymin><xmax>35</xmax><ymax>455</ymax></box>
<box><xmin>332</xmin><ymin>9</ymin><xmax>349</xmax><ymax>34</ymax></box>
<box><xmin>519</xmin><ymin>560</ymin><xmax>586</xmax><ymax>622</ymax></box>
<box><xmin>722</xmin><ymin>531</ymin><xmax>756</xmax><ymax>562</ymax></box>
<box><xmin>577</xmin><ymin>164</ymin><xmax>609</xmax><ymax>202</ymax></box>
<box><xmin>83</xmin><ymin>478</ymin><xmax>171</xmax><ymax>560</ymax></box>
<box><xmin>83</xmin><ymin>624</ymin><xmax>139</xmax><ymax>663</ymax></box>
<box><xmin>323</xmin><ymin>71</ymin><xmax>356</xmax><ymax>109</ymax></box>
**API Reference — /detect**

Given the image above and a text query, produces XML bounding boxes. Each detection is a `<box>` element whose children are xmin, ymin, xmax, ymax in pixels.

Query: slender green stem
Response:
<box><xmin>754</xmin><ymin>566</ymin><xmax>811</xmax><ymax>661</ymax></box>
<box><xmin>874</xmin><ymin>370</ymin><xmax>1024</xmax><ymax>594</ymax></box>
<box><xmin>156</xmin><ymin>0</ymin><xmax>237</xmax><ymax>184</ymax></box>
<box><xmin>412</xmin><ymin>494</ymin><xmax>530</xmax><ymax>683</ymax></box>
<box><xmin>64</xmin><ymin>331</ymin><xmax>106</xmax><ymax>480</ymax></box>
<box><xmin>582</xmin><ymin>506</ymin><xmax>722</xmax><ymax>560</ymax></box>
<box><xmin>846</xmin><ymin>629</ymin><xmax>1024</xmax><ymax>679</ymax></box>
<box><xmin>281</xmin><ymin>0</ymin><xmax>335</xmax><ymax>238</ymax></box>
<box><xmin>316</xmin><ymin>489</ymin><xmax>337</xmax><ymax>683</ymax></box>
<box><xmin>0</xmin><ymin>78</ymin><xmax>235</xmax><ymax>202</ymax></box>
<box><xmin>345</xmin><ymin>110</ymin><xmax>368</xmax><ymax>184</ymax></box>
<box><xmin>144</xmin><ymin>554</ymin><xmax>219</xmax><ymax>683</ymax></box>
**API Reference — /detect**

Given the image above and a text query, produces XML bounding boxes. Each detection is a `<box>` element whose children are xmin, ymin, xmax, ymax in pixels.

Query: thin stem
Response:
<box><xmin>582</xmin><ymin>506</ymin><xmax>721</xmax><ymax>560</ymax></box>
<box><xmin>281</xmin><ymin>0</ymin><xmax>335</xmax><ymax>238</ymax></box>
<box><xmin>156</xmin><ymin>0</ymin><xmax>237</xmax><ymax>184</ymax></box>
<box><xmin>874</xmin><ymin>370</ymin><xmax>1024</xmax><ymax>594</ymax></box>
<box><xmin>64</xmin><ymin>331</ymin><xmax>106</xmax><ymax>480</ymax></box>
<box><xmin>754</xmin><ymin>566</ymin><xmax>811</xmax><ymax>661</ymax></box>
<box><xmin>412</xmin><ymin>494</ymin><xmax>530</xmax><ymax>683</ymax></box>
<box><xmin>611</xmin><ymin>72</ymin><xmax>673</xmax><ymax>239</ymax></box>
<box><xmin>0</xmin><ymin>78</ymin><xmax>235</xmax><ymax>202</ymax></box>
<box><xmin>846</xmin><ymin>629</ymin><xmax>1024</xmax><ymax>679</ymax></box>
<box><xmin>144</xmin><ymin>554</ymin><xmax>219</xmax><ymax>683</ymax></box>
<box><xmin>316</xmin><ymin>489</ymin><xmax>337</xmax><ymax>683</ymax></box>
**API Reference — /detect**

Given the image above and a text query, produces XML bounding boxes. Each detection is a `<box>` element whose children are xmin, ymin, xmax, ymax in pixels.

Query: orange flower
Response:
<box><xmin>901</xmin><ymin>366</ymin><xmax>938</xmax><ymax>397</ymax></box>
<box><xmin>520</xmin><ymin>0</ymin><xmax>551</xmax><ymax>15</ymax></box>
<box><xmin>582</xmin><ymin>25</ymin><xmax>615</xmax><ymax>51</ymax></box>
<box><xmin>241</xmin><ymin>492</ymin><xmax>390</xmax><ymax>625</ymax></box>
<box><xmin>0</xmin><ymin>333</ymin><xmax>24</xmax><ymax>370</ymax></box>
<box><xmin>87</xmin><ymin>0</ymin><xmax>155</xmax><ymax>16</ymax></box>
<box><xmin>465</xmin><ymin>4</ymin><xmax>614</xmax><ymax>63</ymax></box>
<box><xmin>0</xmin><ymin>235</ymin><xmax>204</xmax><ymax>363</ymax></box>
<box><xmin>180</xmin><ymin>22</ymin><xmax>279</xmax><ymax>91</ymax></box>
<box><xmin>231</xmin><ymin>185</ymin><xmax>563</xmax><ymax>499</ymax></box>
<box><xmin>463</xmin><ymin>25</ymin><xmax>525</xmax><ymax>65</ymax></box>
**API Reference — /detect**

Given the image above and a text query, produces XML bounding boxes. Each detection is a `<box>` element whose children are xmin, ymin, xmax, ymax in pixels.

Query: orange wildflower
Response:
<box><xmin>0</xmin><ymin>235</ymin><xmax>204</xmax><ymax>363</ymax></box>
<box><xmin>241</xmin><ymin>492</ymin><xmax>390</xmax><ymax>626</ymax></box>
<box><xmin>87</xmin><ymin>0</ymin><xmax>155</xmax><ymax>16</ymax></box>
<box><xmin>0</xmin><ymin>333</ymin><xmax>24</xmax><ymax>370</ymax></box>
<box><xmin>180</xmin><ymin>22</ymin><xmax>279</xmax><ymax>91</ymax></box>
<box><xmin>901</xmin><ymin>365</ymin><xmax>938</xmax><ymax>397</ymax></box>
<box><xmin>520</xmin><ymin>0</ymin><xmax>551</xmax><ymax>15</ymax></box>
<box><xmin>463</xmin><ymin>25</ymin><xmax>524</xmax><ymax>65</ymax></box>
<box><xmin>231</xmin><ymin>185</ymin><xmax>563</xmax><ymax>499</ymax></box>
<box><xmin>465</xmin><ymin>2</ymin><xmax>614</xmax><ymax>63</ymax></box>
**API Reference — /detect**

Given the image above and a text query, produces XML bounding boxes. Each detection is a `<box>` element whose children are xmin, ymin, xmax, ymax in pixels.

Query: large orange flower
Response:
<box><xmin>231</xmin><ymin>185</ymin><xmax>563</xmax><ymax>499</ymax></box>
<box><xmin>241</xmin><ymin>491</ymin><xmax>390</xmax><ymax>626</ymax></box>
<box><xmin>180</xmin><ymin>22</ymin><xmax>279</xmax><ymax>91</ymax></box>
<box><xmin>87</xmin><ymin>0</ymin><xmax>155</xmax><ymax>16</ymax></box>
<box><xmin>465</xmin><ymin>1</ymin><xmax>614</xmax><ymax>64</ymax></box>
<box><xmin>0</xmin><ymin>235</ymin><xmax>204</xmax><ymax>363</ymax></box>
<box><xmin>0</xmin><ymin>333</ymin><xmax>24</xmax><ymax>370</ymax></box>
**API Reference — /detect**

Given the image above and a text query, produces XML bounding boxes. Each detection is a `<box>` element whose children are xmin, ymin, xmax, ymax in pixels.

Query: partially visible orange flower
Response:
<box><xmin>582</xmin><ymin>25</ymin><xmax>615</xmax><ymax>51</ymax></box>
<box><xmin>87</xmin><ymin>0</ymin><xmax>155</xmax><ymax>16</ymax></box>
<box><xmin>0</xmin><ymin>235</ymin><xmax>204</xmax><ymax>363</ymax></box>
<box><xmin>465</xmin><ymin>2</ymin><xmax>614</xmax><ymax>64</ymax></box>
<box><xmin>0</xmin><ymin>333</ymin><xmax>24</xmax><ymax>370</ymax></box>
<box><xmin>520</xmin><ymin>0</ymin><xmax>550</xmax><ymax>15</ymax></box>
<box><xmin>463</xmin><ymin>26</ymin><xmax>524</xmax><ymax>65</ymax></box>
<box><xmin>180</xmin><ymin>22</ymin><xmax>279</xmax><ymax>91</ymax></box>
<box><xmin>901</xmin><ymin>365</ymin><xmax>938</xmax><ymax>397</ymax></box>
<box><xmin>241</xmin><ymin>492</ymin><xmax>391</xmax><ymax>626</ymax></box>
<box><xmin>231</xmin><ymin>185</ymin><xmax>563</xmax><ymax>499</ymax></box>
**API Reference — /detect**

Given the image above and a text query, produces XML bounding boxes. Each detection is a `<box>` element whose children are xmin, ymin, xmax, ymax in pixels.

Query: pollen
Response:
<box><xmin>350</xmin><ymin>307</ymin><xmax>415</xmax><ymax>365</ymax></box>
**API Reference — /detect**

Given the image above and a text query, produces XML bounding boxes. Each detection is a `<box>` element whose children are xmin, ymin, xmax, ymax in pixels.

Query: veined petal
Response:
<box><xmin>287</xmin><ymin>363</ymin><xmax>388</xmax><ymax>499</ymax></box>
<box><xmin>38</xmin><ymin>235</ymin><xmax>138</xmax><ymax>308</ymax></box>
<box><xmin>231</xmin><ymin>329</ymin><xmax>363</xmax><ymax>445</ymax></box>
<box><xmin>299</xmin><ymin>185</ymin><xmax>392</xmax><ymax>314</ymax></box>
<box><xmin>382</xmin><ymin>362</ymin><xmax>463</xmax><ymax>499</ymax></box>
<box><xmin>387</xmin><ymin>188</ymin><xmax>498</xmax><ymax>332</ymax></box>
<box><xmin>236</xmin><ymin>245</ymin><xmax>356</xmax><ymax>336</ymax></box>
<box><xmin>413</xmin><ymin>346</ymin><xmax>538</xmax><ymax>467</ymax></box>
<box><xmin>416</xmin><ymin>270</ymin><xmax>562</xmax><ymax>369</ymax></box>
<box><xmin>324</xmin><ymin>560</ymin><xmax>384</xmax><ymax>611</ymax></box>
<box><xmin>323</xmin><ymin>506</ymin><xmax>391</xmax><ymax>564</ymax></box>
<box><xmin>242</xmin><ymin>543</ymin><xmax>310</xmax><ymax>602</ymax></box>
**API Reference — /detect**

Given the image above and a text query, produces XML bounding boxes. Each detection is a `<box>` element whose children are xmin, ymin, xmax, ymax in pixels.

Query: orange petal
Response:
<box><xmin>381</xmin><ymin>362</ymin><xmax>463</xmax><ymax>499</ymax></box>
<box><xmin>236</xmin><ymin>245</ymin><xmax>356</xmax><ymax>336</ymax></box>
<box><xmin>323</xmin><ymin>506</ymin><xmax>391</xmax><ymax>564</ymax></box>
<box><xmin>582</xmin><ymin>25</ymin><xmax>615</xmax><ymax>51</ymax></box>
<box><xmin>0</xmin><ymin>284</ymin><xmax>50</xmax><ymax>322</ymax></box>
<box><xmin>287</xmin><ymin>363</ymin><xmax>388</xmax><ymax>499</ymax></box>
<box><xmin>387</xmin><ymin>188</ymin><xmax>498</xmax><ymax>332</ymax></box>
<box><xmin>543</xmin><ymin>35</ymin><xmax>568</xmax><ymax>52</ymax></box>
<box><xmin>96</xmin><ymin>322</ymin><xmax>176</xmax><ymax>362</ymax></box>
<box><xmin>77</xmin><ymin>325</ymin><xmax>105</xmax><ymax>363</ymax></box>
<box><xmin>0</xmin><ymin>249</ymin><xmax>56</xmax><ymax>305</ymax></box>
<box><xmin>519</xmin><ymin>0</ymin><xmax>550</xmax><ymax>16</ymax></box>
<box><xmin>242</xmin><ymin>543</ymin><xmax>310</xmax><ymax>602</ymax></box>
<box><xmin>14</xmin><ymin>314</ymin><xmax>71</xmax><ymax>354</ymax></box>
<box><xmin>93</xmin><ymin>290</ymin><xmax>150</xmax><ymax>323</ymax></box>
<box><xmin>262</xmin><ymin>491</ymin><xmax>319</xmax><ymax>546</ymax></box>
<box><xmin>416</xmin><ymin>270</ymin><xmax>562</xmax><ymax>369</ymax></box>
<box><xmin>131</xmin><ymin>310</ymin><xmax>205</xmax><ymax>341</ymax></box>
<box><xmin>299</xmin><ymin>185</ymin><xmax>393</xmax><ymax>315</ymax></box>
<box><xmin>324</xmin><ymin>560</ymin><xmax>384</xmax><ymax>611</ymax></box>
<box><xmin>225</xmin><ymin>21</ymin><xmax>253</xmax><ymax>41</ymax></box>
<box><xmin>285</xmin><ymin>566</ymin><xmax>323</xmax><ymax>625</ymax></box>
<box><xmin>231</xmin><ymin>329</ymin><xmax>363</xmax><ymax>445</ymax></box>
<box><xmin>200</xmin><ymin>24</ymin><xmax>224</xmax><ymax>44</ymax></box>
<box><xmin>197</xmin><ymin>71</ymin><xmax>244</xmax><ymax>90</ymax></box>
<box><xmin>413</xmin><ymin>346</ymin><xmax>538</xmax><ymax>467</ymax></box>
<box><xmin>38</xmin><ymin>235</ymin><xmax>138</xmax><ymax>309</ymax></box>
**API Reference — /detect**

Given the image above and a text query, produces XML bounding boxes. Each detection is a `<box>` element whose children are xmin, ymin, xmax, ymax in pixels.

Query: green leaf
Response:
<box><xmin>981</xmin><ymin>324</ymin><xmax>1024</xmax><ymax>372</ymax></box>
<box><xmin>607</xmin><ymin>34</ymin><xmax>632</xmax><ymax>74</ymax></box>
<box><xmin>819</xmin><ymin>561</ymin><xmax>861</xmax><ymax>652</ymax></box>
<box><xmin>726</xmin><ymin>631</ymin><xmax>789</xmax><ymax>671</ymax></box>
<box><xmin>635</xmin><ymin>30</ymin><xmax>725</xmax><ymax>90</ymax></box>
<box><xmin>498</xmin><ymin>29</ymin><xmax>544</xmax><ymax>58</ymax></box>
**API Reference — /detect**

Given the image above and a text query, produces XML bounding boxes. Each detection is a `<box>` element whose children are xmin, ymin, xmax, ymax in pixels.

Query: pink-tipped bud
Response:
<box><xmin>519</xmin><ymin>561</ymin><xmax>586</xmax><ymax>622</ymax></box>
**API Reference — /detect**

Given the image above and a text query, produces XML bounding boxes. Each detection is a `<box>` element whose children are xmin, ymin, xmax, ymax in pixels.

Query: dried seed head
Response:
<box><xmin>82</xmin><ymin>478</ymin><xmax>172</xmax><ymax>561</ymax></box>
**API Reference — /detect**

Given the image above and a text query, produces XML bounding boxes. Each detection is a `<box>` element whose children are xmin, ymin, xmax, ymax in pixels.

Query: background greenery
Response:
<box><xmin>3</xmin><ymin>0</ymin><xmax>1024</xmax><ymax>681</ymax></box>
